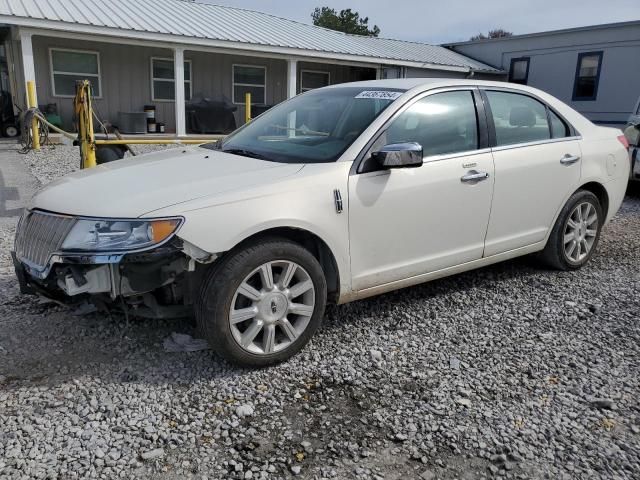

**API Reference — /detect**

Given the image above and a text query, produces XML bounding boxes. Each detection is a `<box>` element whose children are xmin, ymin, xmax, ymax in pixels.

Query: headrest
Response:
<box><xmin>509</xmin><ymin>106</ymin><xmax>536</xmax><ymax>127</ymax></box>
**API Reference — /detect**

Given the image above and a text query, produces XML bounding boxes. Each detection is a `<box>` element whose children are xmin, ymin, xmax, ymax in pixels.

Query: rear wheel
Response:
<box><xmin>540</xmin><ymin>190</ymin><xmax>603</xmax><ymax>270</ymax></box>
<box><xmin>196</xmin><ymin>237</ymin><xmax>327</xmax><ymax>367</ymax></box>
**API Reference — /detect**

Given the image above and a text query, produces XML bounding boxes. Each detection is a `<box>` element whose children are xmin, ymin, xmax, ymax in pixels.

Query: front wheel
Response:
<box><xmin>196</xmin><ymin>237</ymin><xmax>327</xmax><ymax>367</ymax></box>
<box><xmin>540</xmin><ymin>190</ymin><xmax>603</xmax><ymax>270</ymax></box>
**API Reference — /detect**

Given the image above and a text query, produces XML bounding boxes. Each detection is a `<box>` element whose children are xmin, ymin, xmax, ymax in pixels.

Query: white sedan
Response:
<box><xmin>13</xmin><ymin>79</ymin><xmax>630</xmax><ymax>367</ymax></box>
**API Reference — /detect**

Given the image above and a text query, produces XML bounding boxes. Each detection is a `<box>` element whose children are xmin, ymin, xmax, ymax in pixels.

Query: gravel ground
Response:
<box><xmin>22</xmin><ymin>143</ymin><xmax>180</xmax><ymax>185</ymax></box>
<box><xmin>1</xmin><ymin>146</ymin><xmax>639</xmax><ymax>479</ymax></box>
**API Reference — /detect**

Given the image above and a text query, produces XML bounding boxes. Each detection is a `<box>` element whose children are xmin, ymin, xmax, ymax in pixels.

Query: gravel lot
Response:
<box><xmin>21</xmin><ymin>143</ymin><xmax>179</xmax><ymax>185</ymax></box>
<box><xmin>1</xmin><ymin>145</ymin><xmax>639</xmax><ymax>479</ymax></box>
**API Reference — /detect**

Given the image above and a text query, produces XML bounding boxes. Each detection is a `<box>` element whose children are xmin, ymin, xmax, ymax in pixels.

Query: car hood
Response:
<box><xmin>29</xmin><ymin>147</ymin><xmax>304</xmax><ymax>218</ymax></box>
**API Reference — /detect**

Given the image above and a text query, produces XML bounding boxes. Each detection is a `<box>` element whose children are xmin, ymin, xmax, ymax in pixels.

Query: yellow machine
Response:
<box><xmin>24</xmin><ymin>80</ymin><xmax>249</xmax><ymax>168</ymax></box>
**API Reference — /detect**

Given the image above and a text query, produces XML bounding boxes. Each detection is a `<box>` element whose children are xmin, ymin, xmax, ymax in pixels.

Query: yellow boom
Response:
<box><xmin>24</xmin><ymin>80</ymin><xmax>238</xmax><ymax>168</ymax></box>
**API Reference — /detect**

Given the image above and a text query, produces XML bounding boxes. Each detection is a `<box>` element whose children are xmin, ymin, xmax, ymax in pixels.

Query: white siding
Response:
<box><xmin>450</xmin><ymin>23</ymin><xmax>640</xmax><ymax>124</ymax></box>
<box><xmin>30</xmin><ymin>35</ymin><xmax>290</xmax><ymax>132</ymax></box>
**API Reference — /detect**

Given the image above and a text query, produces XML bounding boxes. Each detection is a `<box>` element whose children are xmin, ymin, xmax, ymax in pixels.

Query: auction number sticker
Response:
<box><xmin>355</xmin><ymin>90</ymin><xmax>403</xmax><ymax>100</ymax></box>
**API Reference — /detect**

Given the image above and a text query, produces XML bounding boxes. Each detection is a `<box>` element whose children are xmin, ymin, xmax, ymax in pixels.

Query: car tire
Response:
<box><xmin>196</xmin><ymin>237</ymin><xmax>327</xmax><ymax>367</ymax></box>
<box><xmin>95</xmin><ymin>145</ymin><xmax>127</xmax><ymax>164</ymax></box>
<box><xmin>4</xmin><ymin>124</ymin><xmax>19</xmax><ymax>138</ymax></box>
<box><xmin>539</xmin><ymin>190</ymin><xmax>603</xmax><ymax>270</ymax></box>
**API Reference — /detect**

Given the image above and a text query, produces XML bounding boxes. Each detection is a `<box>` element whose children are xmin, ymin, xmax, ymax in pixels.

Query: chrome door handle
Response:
<box><xmin>461</xmin><ymin>170</ymin><xmax>490</xmax><ymax>183</ymax></box>
<box><xmin>560</xmin><ymin>154</ymin><xmax>581</xmax><ymax>165</ymax></box>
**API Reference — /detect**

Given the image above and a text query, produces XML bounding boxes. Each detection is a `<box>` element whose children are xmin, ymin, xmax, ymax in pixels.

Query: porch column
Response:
<box><xmin>173</xmin><ymin>47</ymin><xmax>186</xmax><ymax>136</ymax></box>
<box><xmin>19</xmin><ymin>30</ymin><xmax>37</xmax><ymax>105</ymax></box>
<box><xmin>286</xmin><ymin>59</ymin><xmax>297</xmax><ymax>99</ymax></box>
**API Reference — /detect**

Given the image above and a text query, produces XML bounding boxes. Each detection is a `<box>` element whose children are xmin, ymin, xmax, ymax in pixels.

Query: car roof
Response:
<box><xmin>328</xmin><ymin>78</ymin><xmax>596</xmax><ymax>134</ymax></box>
<box><xmin>326</xmin><ymin>78</ymin><xmax>526</xmax><ymax>92</ymax></box>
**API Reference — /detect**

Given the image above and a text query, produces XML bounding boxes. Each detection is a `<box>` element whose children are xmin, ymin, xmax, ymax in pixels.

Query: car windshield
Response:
<box><xmin>204</xmin><ymin>87</ymin><xmax>405</xmax><ymax>163</ymax></box>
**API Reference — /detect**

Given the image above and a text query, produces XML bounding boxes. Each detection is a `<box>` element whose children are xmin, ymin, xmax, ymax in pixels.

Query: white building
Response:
<box><xmin>445</xmin><ymin>21</ymin><xmax>640</xmax><ymax>126</ymax></box>
<box><xmin>0</xmin><ymin>0</ymin><xmax>501</xmax><ymax>135</ymax></box>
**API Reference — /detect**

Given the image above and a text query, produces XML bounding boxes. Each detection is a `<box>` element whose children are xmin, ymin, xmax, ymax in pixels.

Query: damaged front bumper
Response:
<box><xmin>13</xmin><ymin>250</ymin><xmax>125</xmax><ymax>296</ymax></box>
<box><xmin>12</xmin><ymin>240</ymin><xmax>210</xmax><ymax>318</ymax></box>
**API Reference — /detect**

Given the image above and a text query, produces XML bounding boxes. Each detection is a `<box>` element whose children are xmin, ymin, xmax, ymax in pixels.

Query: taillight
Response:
<box><xmin>617</xmin><ymin>135</ymin><xmax>630</xmax><ymax>149</ymax></box>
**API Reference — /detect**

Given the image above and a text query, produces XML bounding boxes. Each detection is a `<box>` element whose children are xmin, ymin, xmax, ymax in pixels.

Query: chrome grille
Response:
<box><xmin>15</xmin><ymin>211</ymin><xmax>76</xmax><ymax>270</ymax></box>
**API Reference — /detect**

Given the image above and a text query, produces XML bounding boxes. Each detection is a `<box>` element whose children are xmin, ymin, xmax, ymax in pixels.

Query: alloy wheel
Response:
<box><xmin>563</xmin><ymin>201</ymin><xmax>598</xmax><ymax>264</ymax></box>
<box><xmin>228</xmin><ymin>260</ymin><xmax>315</xmax><ymax>355</ymax></box>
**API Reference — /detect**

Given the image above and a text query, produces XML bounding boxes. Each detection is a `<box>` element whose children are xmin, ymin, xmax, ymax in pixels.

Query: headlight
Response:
<box><xmin>61</xmin><ymin>218</ymin><xmax>182</xmax><ymax>252</ymax></box>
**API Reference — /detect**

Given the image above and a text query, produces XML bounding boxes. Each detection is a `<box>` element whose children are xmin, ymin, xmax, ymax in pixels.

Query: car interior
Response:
<box><xmin>486</xmin><ymin>91</ymin><xmax>552</xmax><ymax>146</ymax></box>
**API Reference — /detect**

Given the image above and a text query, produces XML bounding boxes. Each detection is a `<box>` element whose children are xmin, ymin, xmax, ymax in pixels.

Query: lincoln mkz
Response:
<box><xmin>13</xmin><ymin>79</ymin><xmax>630</xmax><ymax>366</ymax></box>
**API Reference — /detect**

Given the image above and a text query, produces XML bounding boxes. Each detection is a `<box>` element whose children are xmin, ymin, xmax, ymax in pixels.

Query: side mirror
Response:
<box><xmin>624</xmin><ymin>123</ymin><xmax>640</xmax><ymax>147</ymax></box>
<box><xmin>372</xmin><ymin>142</ymin><xmax>423</xmax><ymax>169</ymax></box>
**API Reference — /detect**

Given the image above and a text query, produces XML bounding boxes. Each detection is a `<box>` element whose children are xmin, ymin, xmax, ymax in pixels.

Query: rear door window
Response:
<box><xmin>549</xmin><ymin>110</ymin><xmax>570</xmax><ymax>138</ymax></box>
<box><xmin>486</xmin><ymin>91</ymin><xmax>551</xmax><ymax>146</ymax></box>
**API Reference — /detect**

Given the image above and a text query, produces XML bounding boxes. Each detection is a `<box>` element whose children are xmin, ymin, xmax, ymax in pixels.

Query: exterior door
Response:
<box><xmin>482</xmin><ymin>89</ymin><xmax>582</xmax><ymax>256</ymax></box>
<box><xmin>348</xmin><ymin>89</ymin><xmax>495</xmax><ymax>291</ymax></box>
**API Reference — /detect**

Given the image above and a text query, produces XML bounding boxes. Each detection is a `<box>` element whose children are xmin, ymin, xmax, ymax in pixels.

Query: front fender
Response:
<box><xmin>148</xmin><ymin>162</ymin><xmax>353</xmax><ymax>298</ymax></box>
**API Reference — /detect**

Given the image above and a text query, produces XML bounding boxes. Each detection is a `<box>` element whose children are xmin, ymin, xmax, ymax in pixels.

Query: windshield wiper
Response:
<box><xmin>200</xmin><ymin>140</ymin><xmax>222</xmax><ymax>150</ymax></box>
<box><xmin>222</xmin><ymin>148</ymin><xmax>269</xmax><ymax>160</ymax></box>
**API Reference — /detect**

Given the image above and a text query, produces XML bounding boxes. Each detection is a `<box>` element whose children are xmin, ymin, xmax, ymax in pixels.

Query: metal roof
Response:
<box><xmin>443</xmin><ymin>19</ymin><xmax>640</xmax><ymax>46</ymax></box>
<box><xmin>0</xmin><ymin>0</ymin><xmax>500</xmax><ymax>72</ymax></box>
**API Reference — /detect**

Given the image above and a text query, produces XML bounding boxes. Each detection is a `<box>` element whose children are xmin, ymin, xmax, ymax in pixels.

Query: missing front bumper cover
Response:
<box><xmin>12</xmin><ymin>237</ymin><xmax>218</xmax><ymax>318</ymax></box>
<box><xmin>13</xmin><ymin>242</ymin><xmax>189</xmax><ymax>297</ymax></box>
<box><xmin>57</xmin><ymin>265</ymin><xmax>112</xmax><ymax>296</ymax></box>
<box><xmin>11</xmin><ymin>250</ymin><xmax>34</xmax><ymax>295</ymax></box>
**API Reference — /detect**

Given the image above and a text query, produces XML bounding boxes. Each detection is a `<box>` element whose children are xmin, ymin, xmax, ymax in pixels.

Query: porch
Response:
<box><xmin>10</xmin><ymin>28</ymin><xmax>379</xmax><ymax>137</ymax></box>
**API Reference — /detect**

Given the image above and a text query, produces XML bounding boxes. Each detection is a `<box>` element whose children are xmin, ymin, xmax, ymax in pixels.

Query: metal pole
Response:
<box><xmin>174</xmin><ymin>47</ymin><xmax>186</xmax><ymax>136</ymax></box>
<box><xmin>287</xmin><ymin>59</ymin><xmax>297</xmax><ymax>99</ymax></box>
<box><xmin>26</xmin><ymin>80</ymin><xmax>40</xmax><ymax>150</ymax></box>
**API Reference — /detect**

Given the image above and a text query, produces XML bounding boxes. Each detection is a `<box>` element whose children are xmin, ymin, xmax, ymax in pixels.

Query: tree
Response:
<box><xmin>312</xmin><ymin>7</ymin><xmax>380</xmax><ymax>37</ymax></box>
<box><xmin>470</xmin><ymin>29</ymin><xmax>513</xmax><ymax>41</ymax></box>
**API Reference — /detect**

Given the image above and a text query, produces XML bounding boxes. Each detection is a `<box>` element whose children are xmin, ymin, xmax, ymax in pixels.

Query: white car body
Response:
<box><xmin>14</xmin><ymin>79</ymin><xmax>632</xmax><ymax>365</ymax></box>
<box><xmin>24</xmin><ymin>79</ymin><xmax>629</xmax><ymax>304</ymax></box>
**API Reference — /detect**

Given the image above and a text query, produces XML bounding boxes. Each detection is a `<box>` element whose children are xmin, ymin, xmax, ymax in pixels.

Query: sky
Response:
<box><xmin>200</xmin><ymin>0</ymin><xmax>639</xmax><ymax>44</ymax></box>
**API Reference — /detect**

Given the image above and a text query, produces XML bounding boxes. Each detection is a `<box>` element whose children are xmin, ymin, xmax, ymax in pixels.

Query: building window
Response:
<box><xmin>573</xmin><ymin>52</ymin><xmax>603</xmax><ymax>101</ymax></box>
<box><xmin>508</xmin><ymin>57</ymin><xmax>529</xmax><ymax>85</ymax></box>
<box><xmin>50</xmin><ymin>48</ymin><xmax>101</xmax><ymax>97</ymax></box>
<box><xmin>151</xmin><ymin>57</ymin><xmax>192</xmax><ymax>102</ymax></box>
<box><xmin>300</xmin><ymin>70</ymin><xmax>330</xmax><ymax>92</ymax></box>
<box><xmin>382</xmin><ymin>67</ymin><xmax>401</xmax><ymax>79</ymax></box>
<box><xmin>233</xmin><ymin>65</ymin><xmax>266</xmax><ymax>104</ymax></box>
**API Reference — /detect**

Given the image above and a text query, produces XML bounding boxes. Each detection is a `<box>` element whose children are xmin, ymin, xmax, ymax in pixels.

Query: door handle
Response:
<box><xmin>560</xmin><ymin>154</ymin><xmax>581</xmax><ymax>165</ymax></box>
<box><xmin>461</xmin><ymin>170</ymin><xmax>490</xmax><ymax>183</ymax></box>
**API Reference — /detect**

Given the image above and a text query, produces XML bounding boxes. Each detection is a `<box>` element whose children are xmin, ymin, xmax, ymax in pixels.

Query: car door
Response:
<box><xmin>348</xmin><ymin>88</ymin><xmax>495</xmax><ymax>291</ymax></box>
<box><xmin>481</xmin><ymin>89</ymin><xmax>582</xmax><ymax>257</ymax></box>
